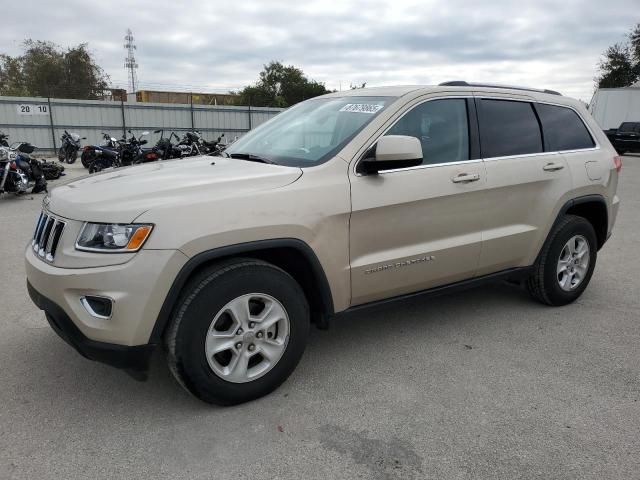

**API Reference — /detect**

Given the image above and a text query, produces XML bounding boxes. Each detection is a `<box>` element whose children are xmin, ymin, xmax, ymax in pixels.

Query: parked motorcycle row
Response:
<box><xmin>0</xmin><ymin>128</ymin><xmax>227</xmax><ymax>197</ymax></box>
<box><xmin>0</xmin><ymin>132</ymin><xmax>65</xmax><ymax>197</ymax></box>
<box><xmin>80</xmin><ymin>129</ymin><xmax>227</xmax><ymax>173</ymax></box>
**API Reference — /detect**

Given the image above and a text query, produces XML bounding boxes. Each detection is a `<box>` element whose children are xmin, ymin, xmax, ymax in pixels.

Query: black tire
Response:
<box><xmin>527</xmin><ymin>215</ymin><xmax>597</xmax><ymax>306</ymax></box>
<box><xmin>165</xmin><ymin>259</ymin><xmax>310</xmax><ymax>405</ymax></box>
<box><xmin>81</xmin><ymin>151</ymin><xmax>95</xmax><ymax>169</ymax></box>
<box><xmin>57</xmin><ymin>147</ymin><xmax>65</xmax><ymax>162</ymax></box>
<box><xmin>88</xmin><ymin>160</ymin><xmax>104</xmax><ymax>174</ymax></box>
<box><xmin>66</xmin><ymin>149</ymin><xmax>77</xmax><ymax>164</ymax></box>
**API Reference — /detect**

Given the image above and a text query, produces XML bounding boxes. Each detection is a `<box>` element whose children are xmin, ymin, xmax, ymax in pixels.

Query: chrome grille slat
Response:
<box><xmin>33</xmin><ymin>210</ymin><xmax>66</xmax><ymax>263</ymax></box>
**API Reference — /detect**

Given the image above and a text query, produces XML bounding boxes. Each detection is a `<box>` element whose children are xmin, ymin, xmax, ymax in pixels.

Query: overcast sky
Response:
<box><xmin>2</xmin><ymin>0</ymin><xmax>638</xmax><ymax>101</ymax></box>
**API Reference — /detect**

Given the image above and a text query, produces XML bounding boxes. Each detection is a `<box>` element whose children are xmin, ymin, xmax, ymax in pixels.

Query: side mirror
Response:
<box><xmin>153</xmin><ymin>129</ymin><xmax>162</xmax><ymax>134</ymax></box>
<box><xmin>357</xmin><ymin>135</ymin><xmax>423</xmax><ymax>175</ymax></box>
<box><xmin>140</xmin><ymin>139</ymin><xmax>148</xmax><ymax>145</ymax></box>
<box><xmin>141</xmin><ymin>131</ymin><xmax>150</xmax><ymax>136</ymax></box>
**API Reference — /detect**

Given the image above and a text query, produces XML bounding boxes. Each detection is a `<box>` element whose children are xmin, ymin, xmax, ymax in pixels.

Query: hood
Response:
<box><xmin>48</xmin><ymin>156</ymin><xmax>303</xmax><ymax>222</ymax></box>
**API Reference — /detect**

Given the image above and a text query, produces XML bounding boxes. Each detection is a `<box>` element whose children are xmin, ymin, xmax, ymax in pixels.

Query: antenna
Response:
<box><xmin>124</xmin><ymin>29</ymin><xmax>138</xmax><ymax>94</ymax></box>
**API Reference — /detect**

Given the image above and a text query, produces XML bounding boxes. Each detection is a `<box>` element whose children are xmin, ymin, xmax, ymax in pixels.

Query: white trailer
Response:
<box><xmin>589</xmin><ymin>86</ymin><xmax>640</xmax><ymax>130</ymax></box>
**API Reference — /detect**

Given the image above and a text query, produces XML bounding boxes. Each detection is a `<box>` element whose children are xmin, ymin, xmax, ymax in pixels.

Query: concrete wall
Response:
<box><xmin>0</xmin><ymin>96</ymin><xmax>284</xmax><ymax>154</ymax></box>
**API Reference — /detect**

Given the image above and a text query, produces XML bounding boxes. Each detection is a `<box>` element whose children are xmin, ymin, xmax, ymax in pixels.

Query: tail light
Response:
<box><xmin>146</xmin><ymin>153</ymin><xmax>158</xmax><ymax>160</ymax></box>
<box><xmin>83</xmin><ymin>146</ymin><xmax>90</xmax><ymax>151</ymax></box>
<box><xmin>9</xmin><ymin>161</ymin><xmax>17</xmax><ymax>170</ymax></box>
<box><xmin>613</xmin><ymin>155</ymin><xmax>622</xmax><ymax>173</ymax></box>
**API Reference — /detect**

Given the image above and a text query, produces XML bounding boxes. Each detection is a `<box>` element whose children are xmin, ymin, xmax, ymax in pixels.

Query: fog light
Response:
<box><xmin>80</xmin><ymin>295</ymin><xmax>113</xmax><ymax>319</ymax></box>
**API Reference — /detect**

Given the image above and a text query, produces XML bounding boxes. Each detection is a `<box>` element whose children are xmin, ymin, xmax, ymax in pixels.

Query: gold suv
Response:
<box><xmin>26</xmin><ymin>82</ymin><xmax>621</xmax><ymax>405</ymax></box>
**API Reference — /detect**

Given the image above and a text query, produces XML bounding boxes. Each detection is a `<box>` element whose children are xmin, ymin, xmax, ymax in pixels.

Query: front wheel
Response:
<box><xmin>65</xmin><ymin>149</ymin><xmax>78</xmax><ymax>164</ymax></box>
<box><xmin>57</xmin><ymin>147</ymin><xmax>65</xmax><ymax>162</ymax></box>
<box><xmin>527</xmin><ymin>215</ymin><xmax>597</xmax><ymax>306</ymax></box>
<box><xmin>165</xmin><ymin>259</ymin><xmax>310</xmax><ymax>405</ymax></box>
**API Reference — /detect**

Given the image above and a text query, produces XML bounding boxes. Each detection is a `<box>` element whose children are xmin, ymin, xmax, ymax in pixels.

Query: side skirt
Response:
<box><xmin>339</xmin><ymin>266</ymin><xmax>533</xmax><ymax>315</ymax></box>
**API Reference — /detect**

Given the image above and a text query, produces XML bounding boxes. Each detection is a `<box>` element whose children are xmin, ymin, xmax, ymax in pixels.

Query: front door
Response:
<box><xmin>349</xmin><ymin>97</ymin><xmax>486</xmax><ymax>306</ymax></box>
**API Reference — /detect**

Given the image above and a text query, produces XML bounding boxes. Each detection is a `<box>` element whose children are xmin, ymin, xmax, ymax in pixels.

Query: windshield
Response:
<box><xmin>226</xmin><ymin>96</ymin><xmax>395</xmax><ymax>167</ymax></box>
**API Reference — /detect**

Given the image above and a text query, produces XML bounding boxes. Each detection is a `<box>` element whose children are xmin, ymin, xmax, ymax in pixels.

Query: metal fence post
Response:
<box><xmin>120</xmin><ymin>98</ymin><xmax>126</xmax><ymax>137</ymax></box>
<box><xmin>248</xmin><ymin>97</ymin><xmax>252</xmax><ymax>131</ymax></box>
<box><xmin>190</xmin><ymin>93</ymin><xmax>195</xmax><ymax>132</ymax></box>
<box><xmin>47</xmin><ymin>97</ymin><xmax>56</xmax><ymax>154</ymax></box>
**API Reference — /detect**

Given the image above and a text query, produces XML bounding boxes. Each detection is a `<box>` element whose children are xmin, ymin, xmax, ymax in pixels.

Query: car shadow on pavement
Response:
<box><xmin>15</xmin><ymin>280</ymin><xmax>539</xmax><ymax>413</ymax></box>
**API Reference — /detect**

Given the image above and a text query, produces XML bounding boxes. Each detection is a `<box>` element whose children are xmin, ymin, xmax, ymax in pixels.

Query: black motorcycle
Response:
<box><xmin>0</xmin><ymin>142</ymin><xmax>47</xmax><ymax>195</ymax></box>
<box><xmin>81</xmin><ymin>133</ymin><xmax>119</xmax><ymax>169</ymax></box>
<box><xmin>151</xmin><ymin>129</ymin><xmax>181</xmax><ymax>160</ymax></box>
<box><xmin>119</xmin><ymin>130</ymin><xmax>150</xmax><ymax>165</ymax></box>
<box><xmin>58</xmin><ymin>130</ymin><xmax>85</xmax><ymax>164</ymax></box>
<box><xmin>88</xmin><ymin>130</ymin><xmax>150</xmax><ymax>173</ymax></box>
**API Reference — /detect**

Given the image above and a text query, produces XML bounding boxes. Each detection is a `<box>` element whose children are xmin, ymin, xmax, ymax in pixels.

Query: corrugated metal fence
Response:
<box><xmin>0</xmin><ymin>96</ymin><xmax>284</xmax><ymax>155</ymax></box>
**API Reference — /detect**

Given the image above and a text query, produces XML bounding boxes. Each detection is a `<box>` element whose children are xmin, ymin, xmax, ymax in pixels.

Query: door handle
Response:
<box><xmin>543</xmin><ymin>162</ymin><xmax>565</xmax><ymax>172</ymax></box>
<box><xmin>451</xmin><ymin>173</ymin><xmax>480</xmax><ymax>183</ymax></box>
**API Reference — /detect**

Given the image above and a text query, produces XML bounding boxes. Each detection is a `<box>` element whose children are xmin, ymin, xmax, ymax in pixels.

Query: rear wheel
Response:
<box><xmin>527</xmin><ymin>215</ymin><xmax>597</xmax><ymax>306</ymax></box>
<box><xmin>165</xmin><ymin>259</ymin><xmax>310</xmax><ymax>405</ymax></box>
<box><xmin>81</xmin><ymin>151</ymin><xmax>95</xmax><ymax>168</ymax></box>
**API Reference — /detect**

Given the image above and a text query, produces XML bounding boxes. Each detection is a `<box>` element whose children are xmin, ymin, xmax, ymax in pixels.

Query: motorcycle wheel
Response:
<box><xmin>81</xmin><ymin>151</ymin><xmax>94</xmax><ymax>168</ymax></box>
<box><xmin>57</xmin><ymin>147</ymin><xmax>65</xmax><ymax>162</ymax></box>
<box><xmin>66</xmin><ymin>149</ymin><xmax>78</xmax><ymax>164</ymax></box>
<box><xmin>89</xmin><ymin>161</ymin><xmax>104</xmax><ymax>174</ymax></box>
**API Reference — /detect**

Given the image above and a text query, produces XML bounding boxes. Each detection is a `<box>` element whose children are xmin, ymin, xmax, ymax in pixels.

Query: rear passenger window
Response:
<box><xmin>479</xmin><ymin>99</ymin><xmax>543</xmax><ymax>157</ymax></box>
<box><xmin>385</xmin><ymin>99</ymin><xmax>469</xmax><ymax>165</ymax></box>
<box><xmin>536</xmin><ymin>103</ymin><xmax>595</xmax><ymax>151</ymax></box>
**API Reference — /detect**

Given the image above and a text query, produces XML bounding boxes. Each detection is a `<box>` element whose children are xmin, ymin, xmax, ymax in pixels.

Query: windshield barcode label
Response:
<box><xmin>339</xmin><ymin>104</ymin><xmax>384</xmax><ymax>114</ymax></box>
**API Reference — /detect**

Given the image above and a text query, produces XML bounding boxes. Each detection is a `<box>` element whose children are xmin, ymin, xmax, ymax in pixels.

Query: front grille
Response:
<box><xmin>32</xmin><ymin>211</ymin><xmax>66</xmax><ymax>262</ymax></box>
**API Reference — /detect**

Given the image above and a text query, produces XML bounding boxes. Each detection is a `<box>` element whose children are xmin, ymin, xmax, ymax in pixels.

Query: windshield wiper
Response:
<box><xmin>228</xmin><ymin>152</ymin><xmax>276</xmax><ymax>164</ymax></box>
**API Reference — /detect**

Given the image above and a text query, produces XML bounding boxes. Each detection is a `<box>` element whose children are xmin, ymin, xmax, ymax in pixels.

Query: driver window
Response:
<box><xmin>385</xmin><ymin>99</ymin><xmax>469</xmax><ymax>165</ymax></box>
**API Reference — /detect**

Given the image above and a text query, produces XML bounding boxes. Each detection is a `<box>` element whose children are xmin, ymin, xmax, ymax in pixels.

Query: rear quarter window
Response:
<box><xmin>536</xmin><ymin>103</ymin><xmax>595</xmax><ymax>151</ymax></box>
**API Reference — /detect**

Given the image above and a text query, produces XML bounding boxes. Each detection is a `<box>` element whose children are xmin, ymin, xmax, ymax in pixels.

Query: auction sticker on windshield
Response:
<box><xmin>339</xmin><ymin>103</ymin><xmax>384</xmax><ymax>114</ymax></box>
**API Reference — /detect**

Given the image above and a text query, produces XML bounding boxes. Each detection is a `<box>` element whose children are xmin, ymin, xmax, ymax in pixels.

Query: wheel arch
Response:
<box><xmin>150</xmin><ymin>239</ymin><xmax>334</xmax><ymax>344</ymax></box>
<box><xmin>560</xmin><ymin>195</ymin><xmax>608</xmax><ymax>249</ymax></box>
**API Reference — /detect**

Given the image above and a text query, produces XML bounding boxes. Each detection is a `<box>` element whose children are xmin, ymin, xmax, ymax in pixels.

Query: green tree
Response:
<box><xmin>0</xmin><ymin>40</ymin><xmax>109</xmax><ymax>99</ymax></box>
<box><xmin>236</xmin><ymin>61</ymin><xmax>330</xmax><ymax>107</ymax></box>
<box><xmin>596</xmin><ymin>23</ymin><xmax>640</xmax><ymax>88</ymax></box>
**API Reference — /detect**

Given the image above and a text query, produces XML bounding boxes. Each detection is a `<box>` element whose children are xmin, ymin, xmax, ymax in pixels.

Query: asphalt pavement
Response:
<box><xmin>1</xmin><ymin>157</ymin><xmax>639</xmax><ymax>479</ymax></box>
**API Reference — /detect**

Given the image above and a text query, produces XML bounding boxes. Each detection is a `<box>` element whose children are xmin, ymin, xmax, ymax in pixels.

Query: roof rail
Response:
<box><xmin>438</xmin><ymin>80</ymin><xmax>562</xmax><ymax>96</ymax></box>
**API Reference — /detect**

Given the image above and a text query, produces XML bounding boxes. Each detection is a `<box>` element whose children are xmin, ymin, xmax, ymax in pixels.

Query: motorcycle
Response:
<box><xmin>151</xmin><ymin>129</ymin><xmax>182</xmax><ymax>160</ymax></box>
<box><xmin>119</xmin><ymin>130</ymin><xmax>150</xmax><ymax>165</ymax></box>
<box><xmin>81</xmin><ymin>133</ymin><xmax>119</xmax><ymax>169</ymax></box>
<box><xmin>175</xmin><ymin>130</ymin><xmax>205</xmax><ymax>157</ymax></box>
<box><xmin>0</xmin><ymin>142</ymin><xmax>47</xmax><ymax>195</ymax></box>
<box><xmin>203</xmin><ymin>133</ymin><xmax>226</xmax><ymax>156</ymax></box>
<box><xmin>0</xmin><ymin>131</ymin><xmax>9</xmax><ymax>147</ymax></box>
<box><xmin>58</xmin><ymin>130</ymin><xmax>86</xmax><ymax>164</ymax></box>
<box><xmin>88</xmin><ymin>130</ymin><xmax>150</xmax><ymax>174</ymax></box>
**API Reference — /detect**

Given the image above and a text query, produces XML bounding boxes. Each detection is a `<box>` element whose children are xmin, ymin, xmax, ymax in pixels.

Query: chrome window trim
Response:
<box><xmin>352</xmin><ymin>95</ymin><xmax>474</xmax><ymax>177</ymax></box>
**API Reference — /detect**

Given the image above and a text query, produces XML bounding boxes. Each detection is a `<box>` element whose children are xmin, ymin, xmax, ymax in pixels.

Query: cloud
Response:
<box><xmin>2</xmin><ymin>0</ymin><xmax>638</xmax><ymax>100</ymax></box>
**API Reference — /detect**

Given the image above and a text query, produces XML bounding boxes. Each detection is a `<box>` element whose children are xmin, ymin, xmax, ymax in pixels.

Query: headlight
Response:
<box><xmin>76</xmin><ymin>223</ymin><xmax>153</xmax><ymax>252</ymax></box>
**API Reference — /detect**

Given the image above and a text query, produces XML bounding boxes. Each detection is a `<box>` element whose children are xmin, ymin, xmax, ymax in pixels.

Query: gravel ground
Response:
<box><xmin>1</xmin><ymin>157</ymin><xmax>639</xmax><ymax>480</ymax></box>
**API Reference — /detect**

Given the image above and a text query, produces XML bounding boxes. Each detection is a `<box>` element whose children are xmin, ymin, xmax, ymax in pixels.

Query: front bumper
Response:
<box><xmin>28</xmin><ymin>281</ymin><xmax>154</xmax><ymax>379</ymax></box>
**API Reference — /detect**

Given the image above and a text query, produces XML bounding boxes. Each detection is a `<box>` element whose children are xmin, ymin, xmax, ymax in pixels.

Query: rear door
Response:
<box><xmin>349</xmin><ymin>96</ymin><xmax>486</xmax><ymax>305</ymax></box>
<box><xmin>475</xmin><ymin>95</ymin><xmax>573</xmax><ymax>275</ymax></box>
